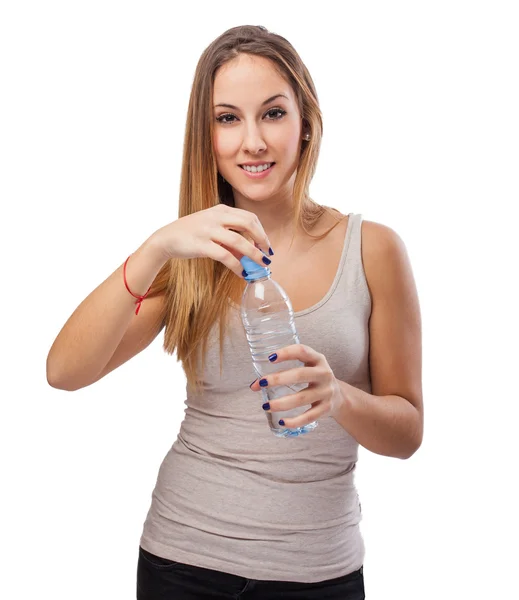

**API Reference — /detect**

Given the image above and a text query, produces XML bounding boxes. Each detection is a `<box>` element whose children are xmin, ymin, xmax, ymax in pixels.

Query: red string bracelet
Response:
<box><xmin>123</xmin><ymin>255</ymin><xmax>151</xmax><ymax>315</ymax></box>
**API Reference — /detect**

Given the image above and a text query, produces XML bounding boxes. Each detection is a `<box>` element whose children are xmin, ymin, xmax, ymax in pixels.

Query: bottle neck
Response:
<box><xmin>247</xmin><ymin>274</ymin><xmax>271</xmax><ymax>283</ymax></box>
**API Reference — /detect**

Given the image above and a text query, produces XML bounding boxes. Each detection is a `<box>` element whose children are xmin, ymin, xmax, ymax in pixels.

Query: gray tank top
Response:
<box><xmin>140</xmin><ymin>213</ymin><xmax>372</xmax><ymax>583</ymax></box>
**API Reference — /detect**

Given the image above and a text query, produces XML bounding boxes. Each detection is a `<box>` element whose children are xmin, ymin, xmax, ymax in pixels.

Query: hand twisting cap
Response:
<box><xmin>240</xmin><ymin>255</ymin><xmax>271</xmax><ymax>281</ymax></box>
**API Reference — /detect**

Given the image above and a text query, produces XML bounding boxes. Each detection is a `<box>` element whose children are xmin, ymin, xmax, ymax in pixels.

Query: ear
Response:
<box><xmin>301</xmin><ymin>118</ymin><xmax>311</xmax><ymax>141</ymax></box>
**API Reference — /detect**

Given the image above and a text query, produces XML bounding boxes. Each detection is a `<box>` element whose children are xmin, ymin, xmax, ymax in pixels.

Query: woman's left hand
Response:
<box><xmin>249</xmin><ymin>343</ymin><xmax>345</xmax><ymax>428</ymax></box>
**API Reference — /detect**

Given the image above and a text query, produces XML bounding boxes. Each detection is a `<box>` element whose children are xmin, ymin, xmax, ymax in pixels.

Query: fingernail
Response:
<box><xmin>279</xmin><ymin>419</ymin><xmax>285</xmax><ymax>426</ymax></box>
<box><xmin>262</xmin><ymin>402</ymin><xmax>270</xmax><ymax>410</ymax></box>
<box><xmin>249</xmin><ymin>379</ymin><xmax>256</xmax><ymax>389</ymax></box>
<box><xmin>242</xmin><ymin>270</ymin><xmax>248</xmax><ymax>278</ymax></box>
<box><xmin>268</xmin><ymin>353</ymin><xmax>277</xmax><ymax>362</ymax></box>
<box><xmin>259</xmin><ymin>378</ymin><xmax>268</xmax><ymax>387</ymax></box>
<box><xmin>268</xmin><ymin>247</ymin><xmax>274</xmax><ymax>256</ymax></box>
<box><xmin>262</xmin><ymin>256</ymin><xmax>271</xmax><ymax>265</ymax></box>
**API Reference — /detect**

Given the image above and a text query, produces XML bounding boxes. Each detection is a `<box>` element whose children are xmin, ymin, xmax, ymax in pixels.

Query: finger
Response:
<box><xmin>254</xmin><ymin>241</ymin><xmax>272</xmax><ymax>257</ymax></box>
<box><xmin>216</xmin><ymin>229</ymin><xmax>271</xmax><ymax>270</ymax></box>
<box><xmin>221</xmin><ymin>207</ymin><xmax>272</xmax><ymax>256</ymax></box>
<box><xmin>250</xmin><ymin>366</ymin><xmax>320</xmax><ymax>392</ymax></box>
<box><xmin>263</xmin><ymin>387</ymin><xmax>318</xmax><ymax>413</ymax></box>
<box><xmin>279</xmin><ymin>402</ymin><xmax>324</xmax><ymax>430</ymax></box>
<box><xmin>264</xmin><ymin>344</ymin><xmax>324</xmax><ymax>368</ymax></box>
<box><xmin>207</xmin><ymin>241</ymin><xmax>246</xmax><ymax>278</ymax></box>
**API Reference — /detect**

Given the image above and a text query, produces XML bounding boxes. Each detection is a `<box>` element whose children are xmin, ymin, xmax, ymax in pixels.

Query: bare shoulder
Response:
<box><xmin>360</xmin><ymin>220</ymin><xmax>412</xmax><ymax>295</ymax></box>
<box><xmin>361</xmin><ymin>219</ymin><xmax>405</xmax><ymax>254</ymax></box>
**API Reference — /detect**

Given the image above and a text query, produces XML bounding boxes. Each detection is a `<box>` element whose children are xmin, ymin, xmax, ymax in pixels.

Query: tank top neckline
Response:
<box><xmin>227</xmin><ymin>212</ymin><xmax>355</xmax><ymax>318</ymax></box>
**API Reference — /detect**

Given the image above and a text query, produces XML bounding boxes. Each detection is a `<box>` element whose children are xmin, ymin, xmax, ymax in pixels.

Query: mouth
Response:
<box><xmin>238</xmin><ymin>162</ymin><xmax>276</xmax><ymax>179</ymax></box>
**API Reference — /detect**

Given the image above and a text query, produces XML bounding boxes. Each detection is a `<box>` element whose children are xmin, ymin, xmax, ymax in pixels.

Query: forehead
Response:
<box><xmin>213</xmin><ymin>54</ymin><xmax>294</xmax><ymax>104</ymax></box>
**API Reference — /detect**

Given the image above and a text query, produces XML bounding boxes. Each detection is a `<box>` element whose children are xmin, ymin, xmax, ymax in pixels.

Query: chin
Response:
<box><xmin>240</xmin><ymin>189</ymin><xmax>277</xmax><ymax>202</ymax></box>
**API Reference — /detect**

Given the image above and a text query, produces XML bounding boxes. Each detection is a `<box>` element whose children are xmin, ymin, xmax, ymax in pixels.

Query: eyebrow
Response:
<box><xmin>213</xmin><ymin>94</ymin><xmax>289</xmax><ymax>110</ymax></box>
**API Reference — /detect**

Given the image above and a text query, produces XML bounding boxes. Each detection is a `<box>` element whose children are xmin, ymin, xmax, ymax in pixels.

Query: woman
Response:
<box><xmin>47</xmin><ymin>24</ymin><xmax>423</xmax><ymax>599</ymax></box>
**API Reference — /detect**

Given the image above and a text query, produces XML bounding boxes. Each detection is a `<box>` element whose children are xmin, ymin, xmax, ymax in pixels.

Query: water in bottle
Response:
<box><xmin>239</xmin><ymin>254</ymin><xmax>318</xmax><ymax>438</ymax></box>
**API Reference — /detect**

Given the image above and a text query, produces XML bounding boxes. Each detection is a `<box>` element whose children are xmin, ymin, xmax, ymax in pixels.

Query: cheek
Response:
<box><xmin>213</xmin><ymin>131</ymin><xmax>238</xmax><ymax>160</ymax></box>
<box><xmin>273</xmin><ymin>123</ymin><xmax>301</xmax><ymax>154</ymax></box>
<box><xmin>276</xmin><ymin>129</ymin><xmax>302</xmax><ymax>166</ymax></box>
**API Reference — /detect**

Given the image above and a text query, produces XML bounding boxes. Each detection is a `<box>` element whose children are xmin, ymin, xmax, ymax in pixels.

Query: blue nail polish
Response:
<box><xmin>259</xmin><ymin>378</ymin><xmax>268</xmax><ymax>387</ymax></box>
<box><xmin>279</xmin><ymin>419</ymin><xmax>285</xmax><ymax>426</ymax></box>
<box><xmin>262</xmin><ymin>256</ymin><xmax>271</xmax><ymax>265</ymax></box>
<box><xmin>262</xmin><ymin>402</ymin><xmax>270</xmax><ymax>410</ymax></box>
<box><xmin>268</xmin><ymin>353</ymin><xmax>277</xmax><ymax>362</ymax></box>
<box><xmin>242</xmin><ymin>270</ymin><xmax>248</xmax><ymax>278</ymax></box>
<box><xmin>268</xmin><ymin>247</ymin><xmax>274</xmax><ymax>256</ymax></box>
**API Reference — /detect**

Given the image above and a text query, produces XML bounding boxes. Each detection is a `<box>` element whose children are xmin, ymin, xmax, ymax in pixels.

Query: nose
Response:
<box><xmin>242</xmin><ymin>122</ymin><xmax>267</xmax><ymax>155</ymax></box>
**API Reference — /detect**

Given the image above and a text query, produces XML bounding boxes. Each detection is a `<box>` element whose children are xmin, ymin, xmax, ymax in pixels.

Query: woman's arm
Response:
<box><xmin>46</xmin><ymin>236</ymin><xmax>168</xmax><ymax>391</ymax></box>
<box><xmin>333</xmin><ymin>220</ymin><xmax>423</xmax><ymax>459</ymax></box>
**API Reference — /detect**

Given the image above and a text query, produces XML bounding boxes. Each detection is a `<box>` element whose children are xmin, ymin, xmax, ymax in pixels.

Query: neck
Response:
<box><xmin>231</xmin><ymin>186</ymin><xmax>306</xmax><ymax>251</ymax></box>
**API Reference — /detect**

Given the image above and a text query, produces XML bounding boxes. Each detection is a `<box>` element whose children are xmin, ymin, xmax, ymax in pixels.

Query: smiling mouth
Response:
<box><xmin>239</xmin><ymin>162</ymin><xmax>275</xmax><ymax>173</ymax></box>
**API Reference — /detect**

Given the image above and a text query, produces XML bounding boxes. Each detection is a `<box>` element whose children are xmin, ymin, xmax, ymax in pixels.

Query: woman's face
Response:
<box><xmin>212</xmin><ymin>53</ymin><xmax>304</xmax><ymax>204</ymax></box>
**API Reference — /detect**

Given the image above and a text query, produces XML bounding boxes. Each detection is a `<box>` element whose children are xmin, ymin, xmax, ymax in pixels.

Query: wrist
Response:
<box><xmin>143</xmin><ymin>232</ymin><xmax>171</xmax><ymax>267</ymax></box>
<box><xmin>333</xmin><ymin>380</ymin><xmax>357</xmax><ymax>430</ymax></box>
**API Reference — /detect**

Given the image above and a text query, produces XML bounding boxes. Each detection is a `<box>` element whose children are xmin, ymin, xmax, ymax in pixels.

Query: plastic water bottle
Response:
<box><xmin>240</xmin><ymin>254</ymin><xmax>318</xmax><ymax>438</ymax></box>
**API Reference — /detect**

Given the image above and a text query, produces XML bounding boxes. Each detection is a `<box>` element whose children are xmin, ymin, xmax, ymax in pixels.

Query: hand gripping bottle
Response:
<box><xmin>240</xmin><ymin>255</ymin><xmax>318</xmax><ymax>438</ymax></box>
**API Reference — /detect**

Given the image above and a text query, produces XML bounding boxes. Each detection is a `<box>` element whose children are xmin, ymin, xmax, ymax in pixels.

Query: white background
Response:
<box><xmin>1</xmin><ymin>1</ymin><xmax>518</xmax><ymax>598</ymax></box>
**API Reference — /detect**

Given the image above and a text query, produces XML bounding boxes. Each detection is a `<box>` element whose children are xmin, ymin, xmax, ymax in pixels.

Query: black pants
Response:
<box><xmin>137</xmin><ymin>546</ymin><xmax>365</xmax><ymax>599</ymax></box>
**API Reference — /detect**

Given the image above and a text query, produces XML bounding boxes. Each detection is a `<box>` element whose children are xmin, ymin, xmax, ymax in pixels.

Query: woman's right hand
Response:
<box><xmin>150</xmin><ymin>204</ymin><xmax>273</xmax><ymax>278</ymax></box>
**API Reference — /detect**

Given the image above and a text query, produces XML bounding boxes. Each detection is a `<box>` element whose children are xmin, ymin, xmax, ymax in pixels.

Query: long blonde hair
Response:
<box><xmin>148</xmin><ymin>25</ymin><xmax>343</xmax><ymax>395</ymax></box>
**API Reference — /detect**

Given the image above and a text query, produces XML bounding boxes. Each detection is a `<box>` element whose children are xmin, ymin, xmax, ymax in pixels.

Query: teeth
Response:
<box><xmin>241</xmin><ymin>163</ymin><xmax>272</xmax><ymax>173</ymax></box>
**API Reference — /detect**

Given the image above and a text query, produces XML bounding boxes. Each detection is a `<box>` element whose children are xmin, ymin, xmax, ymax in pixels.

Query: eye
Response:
<box><xmin>265</xmin><ymin>108</ymin><xmax>287</xmax><ymax>120</ymax></box>
<box><xmin>215</xmin><ymin>113</ymin><xmax>237</xmax><ymax>124</ymax></box>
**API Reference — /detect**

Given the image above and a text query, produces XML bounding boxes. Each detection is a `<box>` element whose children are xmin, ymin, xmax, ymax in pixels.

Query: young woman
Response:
<box><xmin>47</xmin><ymin>24</ymin><xmax>423</xmax><ymax>600</ymax></box>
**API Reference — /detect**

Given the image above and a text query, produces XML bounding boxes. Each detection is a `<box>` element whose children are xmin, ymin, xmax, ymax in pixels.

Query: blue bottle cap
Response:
<box><xmin>240</xmin><ymin>255</ymin><xmax>271</xmax><ymax>282</ymax></box>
